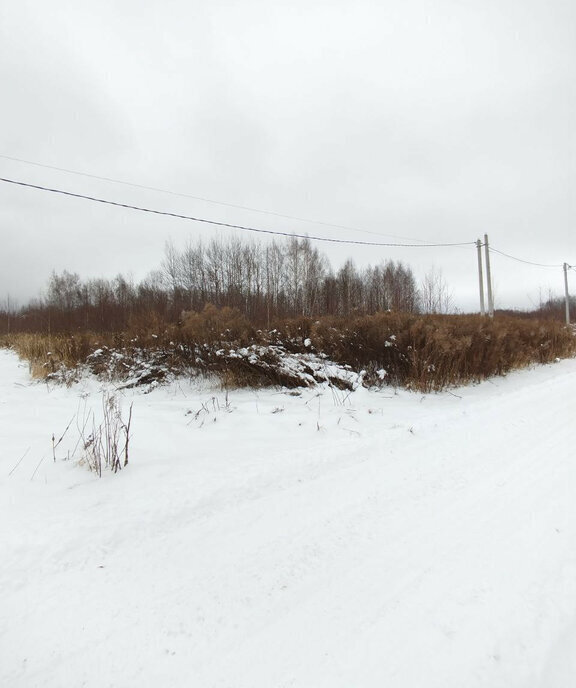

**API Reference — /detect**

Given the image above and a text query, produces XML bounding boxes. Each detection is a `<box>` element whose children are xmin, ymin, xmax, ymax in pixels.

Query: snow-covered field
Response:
<box><xmin>2</xmin><ymin>347</ymin><xmax>576</xmax><ymax>688</ymax></box>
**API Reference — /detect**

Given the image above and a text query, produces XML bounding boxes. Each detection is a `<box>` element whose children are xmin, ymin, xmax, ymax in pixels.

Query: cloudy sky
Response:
<box><xmin>1</xmin><ymin>0</ymin><xmax>575</xmax><ymax>311</ymax></box>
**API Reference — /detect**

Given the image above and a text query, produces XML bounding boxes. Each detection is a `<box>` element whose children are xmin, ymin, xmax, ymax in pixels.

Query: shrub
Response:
<box><xmin>180</xmin><ymin>304</ymin><xmax>252</xmax><ymax>345</ymax></box>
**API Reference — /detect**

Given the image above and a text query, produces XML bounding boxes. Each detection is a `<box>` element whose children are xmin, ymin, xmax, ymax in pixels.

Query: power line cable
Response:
<box><xmin>0</xmin><ymin>152</ymin><xmax>430</xmax><ymax>245</ymax></box>
<box><xmin>0</xmin><ymin>177</ymin><xmax>476</xmax><ymax>249</ymax></box>
<box><xmin>489</xmin><ymin>247</ymin><xmax>564</xmax><ymax>269</ymax></box>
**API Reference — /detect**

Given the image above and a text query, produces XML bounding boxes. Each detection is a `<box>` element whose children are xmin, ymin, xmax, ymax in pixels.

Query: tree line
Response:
<box><xmin>2</xmin><ymin>235</ymin><xmax>454</xmax><ymax>334</ymax></box>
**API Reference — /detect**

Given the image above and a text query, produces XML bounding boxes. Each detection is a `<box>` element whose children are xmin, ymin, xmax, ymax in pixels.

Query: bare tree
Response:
<box><xmin>420</xmin><ymin>267</ymin><xmax>454</xmax><ymax>314</ymax></box>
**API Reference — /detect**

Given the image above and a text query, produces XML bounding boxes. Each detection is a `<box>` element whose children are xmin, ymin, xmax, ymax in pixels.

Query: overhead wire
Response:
<box><xmin>0</xmin><ymin>176</ymin><xmax>476</xmax><ymax>249</ymax></box>
<box><xmin>489</xmin><ymin>246</ymin><xmax>564</xmax><ymax>269</ymax></box>
<box><xmin>0</xmin><ymin>152</ymin><xmax>430</xmax><ymax>245</ymax></box>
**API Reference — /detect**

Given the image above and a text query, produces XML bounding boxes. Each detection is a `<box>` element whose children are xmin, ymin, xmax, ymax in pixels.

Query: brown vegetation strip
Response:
<box><xmin>3</xmin><ymin>308</ymin><xmax>575</xmax><ymax>392</ymax></box>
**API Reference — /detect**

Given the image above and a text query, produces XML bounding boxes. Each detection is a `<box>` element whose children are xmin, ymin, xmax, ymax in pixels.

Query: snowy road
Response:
<box><xmin>1</xmin><ymin>348</ymin><xmax>576</xmax><ymax>687</ymax></box>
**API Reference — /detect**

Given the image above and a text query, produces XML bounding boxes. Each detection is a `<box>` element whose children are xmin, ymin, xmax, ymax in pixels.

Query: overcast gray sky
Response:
<box><xmin>1</xmin><ymin>0</ymin><xmax>575</xmax><ymax>311</ymax></box>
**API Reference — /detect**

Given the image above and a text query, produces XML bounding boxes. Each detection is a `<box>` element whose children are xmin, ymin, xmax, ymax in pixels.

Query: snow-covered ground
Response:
<box><xmin>2</xmin><ymin>347</ymin><xmax>576</xmax><ymax>688</ymax></box>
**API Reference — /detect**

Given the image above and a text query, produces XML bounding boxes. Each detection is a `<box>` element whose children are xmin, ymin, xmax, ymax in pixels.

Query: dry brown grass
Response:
<box><xmin>180</xmin><ymin>304</ymin><xmax>252</xmax><ymax>344</ymax></box>
<box><xmin>4</xmin><ymin>310</ymin><xmax>575</xmax><ymax>391</ymax></box>
<box><xmin>4</xmin><ymin>332</ymin><xmax>98</xmax><ymax>380</ymax></box>
<box><xmin>310</xmin><ymin>313</ymin><xmax>576</xmax><ymax>390</ymax></box>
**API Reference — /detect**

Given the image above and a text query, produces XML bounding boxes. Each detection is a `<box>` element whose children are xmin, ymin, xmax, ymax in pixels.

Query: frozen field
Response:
<box><xmin>1</xmin><ymin>348</ymin><xmax>576</xmax><ymax>687</ymax></box>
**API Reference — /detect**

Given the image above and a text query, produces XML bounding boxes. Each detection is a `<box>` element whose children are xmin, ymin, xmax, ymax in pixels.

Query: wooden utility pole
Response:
<box><xmin>476</xmin><ymin>239</ymin><xmax>485</xmax><ymax>315</ymax></box>
<box><xmin>564</xmin><ymin>263</ymin><xmax>570</xmax><ymax>325</ymax></box>
<box><xmin>484</xmin><ymin>234</ymin><xmax>494</xmax><ymax>317</ymax></box>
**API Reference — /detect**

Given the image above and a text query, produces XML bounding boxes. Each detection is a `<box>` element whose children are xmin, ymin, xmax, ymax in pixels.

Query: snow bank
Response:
<box><xmin>1</xmin><ymin>349</ymin><xmax>576</xmax><ymax>687</ymax></box>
